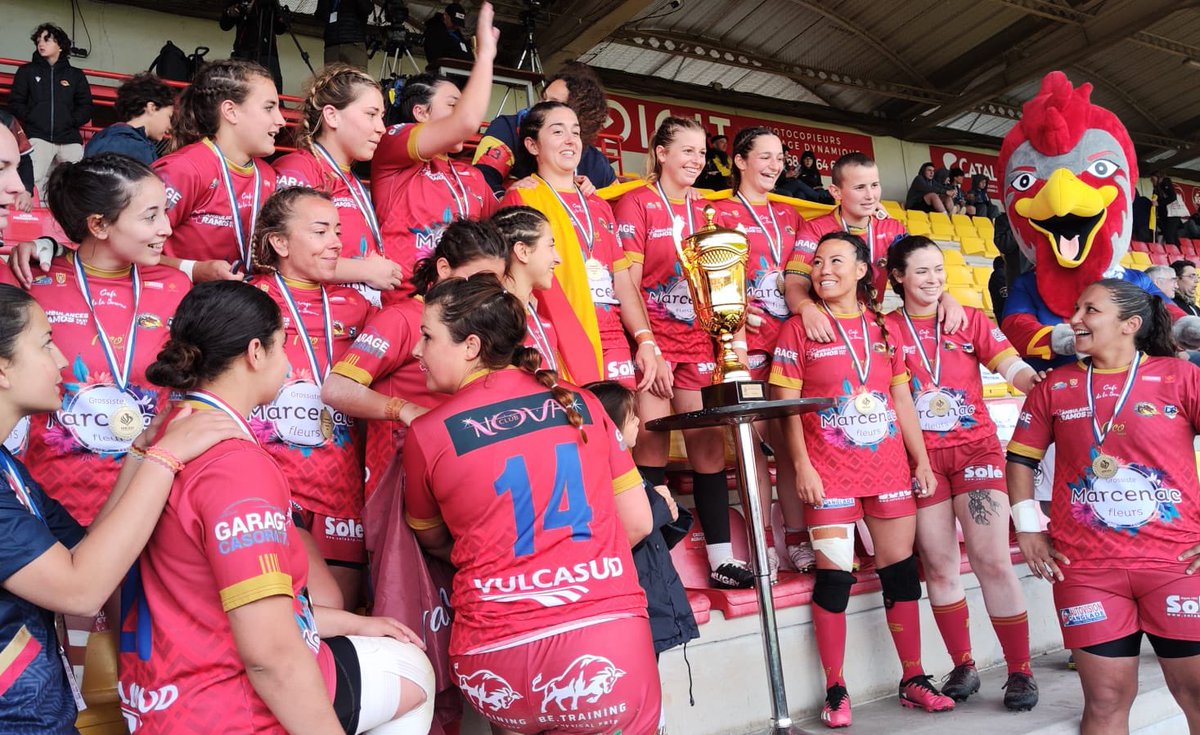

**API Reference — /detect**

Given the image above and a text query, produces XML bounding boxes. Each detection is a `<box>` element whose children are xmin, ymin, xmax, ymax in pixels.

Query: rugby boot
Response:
<box><xmin>941</xmin><ymin>662</ymin><xmax>981</xmax><ymax>701</ymax></box>
<box><xmin>899</xmin><ymin>674</ymin><xmax>955</xmax><ymax>712</ymax></box>
<box><xmin>820</xmin><ymin>684</ymin><xmax>852</xmax><ymax>728</ymax></box>
<box><xmin>1003</xmin><ymin>672</ymin><xmax>1039</xmax><ymax>711</ymax></box>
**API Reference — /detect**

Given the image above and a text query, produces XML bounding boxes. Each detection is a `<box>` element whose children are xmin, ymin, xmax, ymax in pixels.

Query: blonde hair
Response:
<box><xmin>295</xmin><ymin>64</ymin><xmax>382</xmax><ymax>153</ymax></box>
<box><xmin>645</xmin><ymin>116</ymin><xmax>706</xmax><ymax>182</ymax></box>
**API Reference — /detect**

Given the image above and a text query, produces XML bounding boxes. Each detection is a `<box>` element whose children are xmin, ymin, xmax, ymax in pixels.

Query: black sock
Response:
<box><xmin>691</xmin><ymin>470</ymin><xmax>730</xmax><ymax>544</ymax></box>
<box><xmin>638</xmin><ymin>464</ymin><xmax>667</xmax><ymax>487</ymax></box>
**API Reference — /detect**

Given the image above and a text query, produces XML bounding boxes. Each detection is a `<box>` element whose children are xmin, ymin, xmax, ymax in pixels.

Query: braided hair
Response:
<box><xmin>423</xmin><ymin>274</ymin><xmax>588</xmax><ymax>442</ymax></box>
<box><xmin>295</xmin><ymin>64</ymin><xmax>381</xmax><ymax>153</ymax></box>
<box><xmin>170</xmin><ymin>59</ymin><xmax>274</xmax><ymax>151</ymax></box>
<box><xmin>814</xmin><ymin>230</ymin><xmax>891</xmax><ymax>347</ymax></box>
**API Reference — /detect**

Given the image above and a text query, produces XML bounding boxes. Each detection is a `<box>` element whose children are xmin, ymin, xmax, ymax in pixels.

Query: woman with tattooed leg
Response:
<box><xmin>885</xmin><ymin>236</ymin><xmax>1040</xmax><ymax>711</ymax></box>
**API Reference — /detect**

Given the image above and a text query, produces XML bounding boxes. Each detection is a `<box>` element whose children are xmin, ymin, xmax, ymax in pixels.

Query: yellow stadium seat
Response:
<box><xmin>983</xmin><ymin>241</ymin><xmax>1001</xmax><ymax>258</ymax></box>
<box><xmin>942</xmin><ymin>248</ymin><xmax>966</xmax><ymax>266</ymax></box>
<box><xmin>973</xmin><ymin>266</ymin><xmax>992</xmax><ymax>287</ymax></box>
<box><xmin>960</xmin><ymin>237</ymin><xmax>986</xmax><ymax>256</ymax></box>
<box><xmin>907</xmin><ymin>219</ymin><xmax>932</xmax><ymax>236</ymax></box>
<box><xmin>954</xmin><ymin>223</ymin><xmax>977</xmax><ymax>239</ymax></box>
<box><xmin>951</xmin><ymin>213</ymin><xmax>973</xmax><ymax>229</ymax></box>
<box><xmin>973</xmin><ymin>216</ymin><xmax>994</xmax><ymax>233</ymax></box>
<box><xmin>1131</xmin><ymin>252</ymin><xmax>1152</xmax><ymax>269</ymax></box>
<box><xmin>907</xmin><ymin>210</ymin><xmax>930</xmax><ymax>228</ymax></box>
<box><xmin>947</xmin><ymin>267</ymin><xmax>973</xmax><ymax>286</ymax></box>
<box><xmin>982</xmin><ymin>286</ymin><xmax>994</xmax><ymax>313</ymax></box>
<box><xmin>881</xmin><ymin>200</ymin><xmax>904</xmax><ymax>217</ymax></box>
<box><xmin>1120</xmin><ymin>253</ymin><xmax>1136</xmax><ymax>268</ymax></box>
<box><xmin>950</xmin><ymin>287</ymin><xmax>984</xmax><ymax>309</ymax></box>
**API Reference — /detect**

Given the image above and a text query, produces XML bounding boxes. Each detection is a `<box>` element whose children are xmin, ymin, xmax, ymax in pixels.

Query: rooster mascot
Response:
<box><xmin>997</xmin><ymin>71</ymin><xmax>1188</xmax><ymax>369</ymax></box>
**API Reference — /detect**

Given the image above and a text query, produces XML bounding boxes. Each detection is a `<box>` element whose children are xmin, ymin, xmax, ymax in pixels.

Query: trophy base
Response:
<box><xmin>702</xmin><ymin>380</ymin><xmax>769</xmax><ymax>408</ymax></box>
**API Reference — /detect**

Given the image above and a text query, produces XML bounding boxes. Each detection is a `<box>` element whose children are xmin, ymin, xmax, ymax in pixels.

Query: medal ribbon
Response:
<box><xmin>0</xmin><ymin>451</ymin><xmax>43</xmax><ymax>523</ymax></box>
<box><xmin>821</xmin><ymin>303</ymin><xmax>872</xmax><ymax>387</ymax></box>
<box><xmin>525</xmin><ymin>302</ymin><xmax>558</xmax><ymax>372</ymax></box>
<box><xmin>900</xmin><ymin>310</ymin><xmax>942</xmax><ymax>386</ymax></box>
<box><xmin>313</xmin><ymin>143</ymin><xmax>383</xmax><ymax>255</ymax></box>
<box><xmin>538</xmin><ymin>175</ymin><xmax>596</xmax><ymax>259</ymax></box>
<box><xmin>208</xmin><ymin>140</ymin><xmax>263</xmax><ymax>273</ymax></box>
<box><xmin>275</xmin><ymin>275</ymin><xmax>335</xmax><ymax>388</ymax></box>
<box><xmin>838</xmin><ymin>208</ymin><xmax>874</xmax><ymax>260</ymax></box>
<box><xmin>442</xmin><ymin>163</ymin><xmax>471</xmax><ymax>218</ymax></box>
<box><xmin>1086</xmin><ymin>353</ymin><xmax>1142</xmax><ymax>448</ymax></box>
<box><xmin>736</xmin><ymin>193</ymin><xmax>782</xmax><ymax>267</ymax></box>
<box><xmin>655</xmin><ymin>182</ymin><xmax>696</xmax><ymax>261</ymax></box>
<box><xmin>73</xmin><ymin>255</ymin><xmax>141</xmax><ymax>392</ymax></box>
<box><xmin>184</xmin><ymin>390</ymin><xmax>256</xmax><ymax>440</ymax></box>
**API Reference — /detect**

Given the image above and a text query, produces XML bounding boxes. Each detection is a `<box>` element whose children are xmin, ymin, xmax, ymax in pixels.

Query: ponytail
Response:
<box><xmin>171</xmin><ymin>59</ymin><xmax>273</xmax><ymax>150</ymax></box>
<box><xmin>1093</xmin><ymin>278</ymin><xmax>1177</xmax><ymax>357</ymax></box>
<box><xmin>409</xmin><ymin>219</ymin><xmax>507</xmax><ymax>296</ymax></box>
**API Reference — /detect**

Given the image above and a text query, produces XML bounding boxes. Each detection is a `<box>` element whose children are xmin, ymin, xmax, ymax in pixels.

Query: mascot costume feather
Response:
<box><xmin>997</xmin><ymin>71</ymin><xmax>1189</xmax><ymax>369</ymax></box>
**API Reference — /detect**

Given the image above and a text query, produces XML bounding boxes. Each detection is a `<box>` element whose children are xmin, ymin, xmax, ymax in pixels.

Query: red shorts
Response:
<box><xmin>807</xmin><ymin>489</ymin><xmax>917</xmax><ymax>526</ymax></box>
<box><xmin>294</xmin><ymin>506</ymin><xmax>366</xmax><ymax>566</ymax></box>
<box><xmin>450</xmin><ymin>615</ymin><xmax>661</xmax><ymax>734</ymax></box>
<box><xmin>916</xmin><ymin>440</ymin><xmax>1007</xmax><ymax>509</ymax></box>
<box><xmin>1053</xmin><ymin>566</ymin><xmax>1200</xmax><ymax>649</ymax></box>
<box><xmin>601</xmin><ymin>340</ymin><xmax>636</xmax><ymax>389</ymax></box>
<box><xmin>665</xmin><ymin>360</ymin><xmax>718</xmax><ymax>391</ymax></box>
<box><xmin>748</xmin><ymin>350</ymin><xmax>771</xmax><ymax>383</ymax></box>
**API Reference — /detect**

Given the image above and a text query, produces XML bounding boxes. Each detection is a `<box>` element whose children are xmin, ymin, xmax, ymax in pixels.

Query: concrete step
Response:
<box><xmin>792</xmin><ymin>646</ymin><xmax>1184</xmax><ymax>735</ymax></box>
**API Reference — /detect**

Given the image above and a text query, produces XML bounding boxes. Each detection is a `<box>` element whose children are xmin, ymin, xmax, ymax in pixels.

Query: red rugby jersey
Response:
<box><xmin>249</xmin><ymin>275</ymin><xmax>373</xmax><ymax>518</ymax></box>
<box><xmin>371</xmin><ymin>123</ymin><xmax>497</xmax><ymax>280</ymax></box>
<box><xmin>784</xmin><ymin>208</ymin><xmax>906</xmax><ymax>302</ymax></box>
<box><xmin>1008</xmin><ymin>355</ymin><xmax>1200</xmax><ymax>569</ymax></box>
<box><xmin>768</xmin><ymin>308</ymin><xmax>912</xmax><ymax>498</ymax></box>
<box><xmin>273</xmin><ymin>149</ymin><xmax>382</xmax><ymax>260</ymax></box>
<box><xmin>403</xmin><ymin>368</ymin><xmax>646</xmax><ymax>655</ymax></box>
<box><xmin>713</xmin><ymin>195</ymin><xmax>800</xmax><ymax>355</ymax></box>
<box><xmin>885</xmin><ymin>307</ymin><xmax>1016</xmax><ymax>450</ymax></box>
<box><xmin>613</xmin><ymin>184</ymin><xmax>715</xmax><ymax>362</ymax></box>
<box><xmin>119</xmin><ymin>434</ymin><xmax>333</xmax><ymax>734</ymax></box>
<box><xmin>0</xmin><ymin>255</ymin><xmax>188</xmax><ymax>524</ymax></box>
<box><xmin>154</xmin><ymin>140</ymin><xmax>277</xmax><ymax>267</ymax></box>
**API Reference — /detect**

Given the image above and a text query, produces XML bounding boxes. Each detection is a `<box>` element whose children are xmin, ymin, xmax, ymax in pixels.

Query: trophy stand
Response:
<box><xmin>648</xmin><ymin>398</ymin><xmax>831</xmax><ymax>735</ymax></box>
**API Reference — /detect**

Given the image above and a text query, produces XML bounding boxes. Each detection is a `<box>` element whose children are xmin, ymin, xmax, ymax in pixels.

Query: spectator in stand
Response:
<box><xmin>423</xmin><ymin>3</ymin><xmax>473</xmax><ymax>67</ymax></box>
<box><xmin>696</xmin><ymin>133</ymin><xmax>730</xmax><ymax>190</ymax></box>
<box><xmin>1184</xmin><ymin>211</ymin><xmax>1200</xmax><ymax>240</ymax></box>
<box><xmin>1171</xmin><ymin>259</ymin><xmax>1200</xmax><ymax>317</ymax></box>
<box><xmin>1146</xmin><ymin>265</ymin><xmax>1178</xmax><ymax>300</ymax></box>
<box><xmin>1133</xmin><ymin>191</ymin><xmax>1154</xmax><ymax>242</ymax></box>
<box><xmin>1174</xmin><ymin>317</ymin><xmax>1200</xmax><ymax>367</ymax></box>
<box><xmin>934</xmin><ymin>167</ymin><xmax>963</xmax><ymax>214</ymax></box>
<box><xmin>474</xmin><ymin>61</ymin><xmax>615</xmax><ymax>195</ymax></box>
<box><xmin>798</xmin><ymin>150</ymin><xmax>822</xmax><ymax>190</ymax></box>
<box><xmin>989</xmin><ymin>255</ymin><xmax>1009</xmax><ymax>318</ymax></box>
<box><xmin>318</xmin><ymin>0</ymin><xmax>375</xmax><ymax>69</ymax></box>
<box><xmin>8</xmin><ymin>23</ymin><xmax>93</xmax><ymax>199</ymax></box>
<box><xmin>1150</xmin><ymin>171</ymin><xmax>1181</xmax><ymax>245</ymax></box>
<box><xmin>947</xmin><ymin>167</ymin><xmax>968</xmax><ymax>214</ymax></box>
<box><xmin>220</xmin><ymin>0</ymin><xmax>285</xmax><ymax>92</ymax></box>
<box><xmin>964</xmin><ymin>174</ymin><xmax>999</xmax><ymax>220</ymax></box>
<box><xmin>84</xmin><ymin>73</ymin><xmax>176</xmax><ymax>165</ymax></box>
<box><xmin>0</xmin><ymin>111</ymin><xmax>34</xmax><ymax>212</ymax></box>
<box><xmin>905</xmin><ymin>162</ymin><xmax>950</xmax><ymax>213</ymax></box>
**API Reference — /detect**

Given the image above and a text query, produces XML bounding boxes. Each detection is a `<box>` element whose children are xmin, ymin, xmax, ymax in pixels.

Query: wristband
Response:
<box><xmin>1004</xmin><ymin>359</ymin><xmax>1033</xmax><ymax>385</ymax></box>
<box><xmin>1010</xmin><ymin>499</ymin><xmax>1041</xmax><ymax>533</ymax></box>
<box><xmin>178</xmin><ymin>259</ymin><xmax>197</xmax><ymax>282</ymax></box>
<box><xmin>126</xmin><ymin>445</ymin><xmax>146</xmax><ymax>461</ymax></box>
<box><xmin>653</xmin><ymin>345</ymin><xmax>662</xmax><ymax>357</ymax></box>
<box><xmin>384</xmin><ymin>396</ymin><xmax>408</xmax><ymax>422</ymax></box>
<box><xmin>144</xmin><ymin>446</ymin><xmax>185</xmax><ymax>474</ymax></box>
<box><xmin>731</xmin><ymin>340</ymin><xmax>748</xmax><ymax>351</ymax></box>
<box><xmin>633</xmin><ymin>329</ymin><xmax>653</xmax><ymax>339</ymax></box>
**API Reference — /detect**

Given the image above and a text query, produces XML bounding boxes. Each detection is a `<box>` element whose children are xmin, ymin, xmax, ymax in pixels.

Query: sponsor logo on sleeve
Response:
<box><xmin>212</xmin><ymin>498</ymin><xmax>290</xmax><ymax>554</ymax></box>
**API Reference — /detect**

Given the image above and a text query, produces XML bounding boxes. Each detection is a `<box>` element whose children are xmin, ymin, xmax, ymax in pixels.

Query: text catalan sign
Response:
<box><xmin>603</xmin><ymin>92</ymin><xmax>874</xmax><ymax>175</ymax></box>
<box><xmin>928</xmin><ymin>145</ymin><xmax>1001</xmax><ymax>198</ymax></box>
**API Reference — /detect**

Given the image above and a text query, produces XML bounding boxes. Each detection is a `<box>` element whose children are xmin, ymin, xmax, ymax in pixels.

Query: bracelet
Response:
<box><xmin>633</xmin><ymin>329</ymin><xmax>653</xmax><ymax>339</ymax></box>
<box><xmin>731</xmin><ymin>340</ymin><xmax>748</xmax><ymax>351</ymax></box>
<box><xmin>144</xmin><ymin>446</ymin><xmax>185</xmax><ymax>474</ymax></box>
<box><xmin>126</xmin><ymin>445</ymin><xmax>146</xmax><ymax>460</ymax></box>
<box><xmin>1010</xmin><ymin>499</ymin><xmax>1041</xmax><ymax>533</ymax></box>
<box><xmin>653</xmin><ymin>344</ymin><xmax>662</xmax><ymax>356</ymax></box>
<box><xmin>178</xmin><ymin>259</ymin><xmax>197</xmax><ymax>282</ymax></box>
<box><xmin>384</xmin><ymin>396</ymin><xmax>409</xmax><ymax>422</ymax></box>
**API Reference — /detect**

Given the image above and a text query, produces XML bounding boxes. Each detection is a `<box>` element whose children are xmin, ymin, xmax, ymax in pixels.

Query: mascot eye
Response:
<box><xmin>1085</xmin><ymin>159</ymin><xmax>1118</xmax><ymax>178</ymax></box>
<box><xmin>1010</xmin><ymin>172</ymin><xmax>1037</xmax><ymax>192</ymax></box>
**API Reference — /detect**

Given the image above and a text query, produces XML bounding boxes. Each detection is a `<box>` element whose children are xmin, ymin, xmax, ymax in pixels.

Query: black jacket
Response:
<box><xmin>8</xmin><ymin>53</ymin><xmax>93</xmax><ymax>145</ymax></box>
<box><xmin>632</xmin><ymin>482</ymin><xmax>699</xmax><ymax>655</ymax></box>
<box><xmin>220</xmin><ymin>0</ymin><xmax>284</xmax><ymax>58</ymax></box>
<box><xmin>423</xmin><ymin>15</ymin><xmax>473</xmax><ymax>66</ymax></box>
<box><xmin>318</xmin><ymin>0</ymin><xmax>375</xmax><ymax>46</ymax></box>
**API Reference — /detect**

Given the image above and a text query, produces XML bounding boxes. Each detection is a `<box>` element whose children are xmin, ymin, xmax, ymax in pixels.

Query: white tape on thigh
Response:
<box><xmin>810</xmin><ymin>523</ymin><xmax>856</xmax><ymax>572</ymax></box>
<box><xmin>349</xmin><ymin>635</ymin><xmax>436</xmax><ymax>735</ymax></box>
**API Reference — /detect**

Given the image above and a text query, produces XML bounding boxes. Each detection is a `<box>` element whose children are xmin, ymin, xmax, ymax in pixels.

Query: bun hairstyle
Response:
<box><xmin>170</xmin><ymin>59</ymin><xmax>274</xmax><ymax>150</ymax></box>
<box><xmin>409</xmin><ymin>218</ymin><xmax>507</xmax><ymax>297</ymax></box>
<box><xmin>492</xmin><ymin>205</ymin><xmax>551</xmax><ymax>273</ymax></box>
<box><xmin>0</xmin><ymin>284</ymin><xmax>36</xmax><ymax>361</ymax></box>
<box><xmin>1093</xmin><ymin>278</ymin><xmax>1177</xmax><ymax>357</ymax></box>
<box><xmin>46</xmin><ymin>153</ymin><xmax>159</xmax><ymax>243</ymax></box>
<box><xmin>513</xmin><ymin>100</ymin><xmax>574</xmax><ymax>179</ymax></box>
<box><xmin>645</xmin><ymin>116</ymin><xmax>705</xmax><ymax>182</ymax></box>
<box><xmin>423</xmin><ymin>273</ymin><xmax>588</xmax><ymax>442</ymax></box>
<box><xmin>886</xmin><ymin>235</ymin><xmax>942</xmax><ymax>298</ymax></box>
<box><xmin>729</xmin><ymin>126</ymin><xmax>778</xmax><ymax>192</ymax></box>
<box><xmin>251</xmin><ymin>186</ymin><xmax>332</xmax><ymax>273</ymax></box>
<box><xmin>296</xmin><ymin>64</ymin><xmax>381</xmax><ymax>152</ymax></box>
<box><xmin>147</xmin><ymin>281</ymin><xmax>282</xmax><ymax>391</ymax></box>
<box><xmin>394</xmin><ymin>72</ymin><xmax>452</xmax><ymax>125</ymax></box>
<box><xmin>815</xmin><ymin>230</ymin><xmax>891</xmax><ymax>346</ymax></box>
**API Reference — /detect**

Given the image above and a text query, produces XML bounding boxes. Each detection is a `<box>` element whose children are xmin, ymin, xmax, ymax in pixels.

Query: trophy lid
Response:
<box><xmin>683</xmin><ymin>204</ymin><xmax>750</xmax><ymax>253</ymax></box>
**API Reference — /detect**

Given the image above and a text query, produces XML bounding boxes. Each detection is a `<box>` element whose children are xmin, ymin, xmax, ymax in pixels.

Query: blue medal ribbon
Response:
<box><xmin>525</xmin><ymin>301</ymin><xmax>558</xmax><ymax>372</ymax></box>
<box><xmin>821</xmin><ymin>303</ymin><xmax>872</xmax><ymax>388</ymax></box>
<box><xmin>208</xmin><ymin>140</ymin><xmax>263</xmax><ymax>273</ymax></box>
<box><xmin>736</xmin><ymin>192</ymin><xmax>782</xmax><ymax>268</ymax></box>
<box><xmin>0</xmin><ymin>450</ymin><xmax>43</xmax><ymax>523</ymax></box>
<box><xmin>1086</xmin><ymin>353</ymin><xmax>1142</xmax><ymax>449</ymax></box>
<box><xmin>313</xmin><ymin>143</ymin><xmax>383</xmax><ymax>255</ymax></box>
<box><xmin>274</xmin><ymin>274</ymin><xmax>334</xmax><ymax>387</ymax></box>
<box><xmin>73</xmin><ymin>255</ymin><xmax>141</xmax><ymax>392</ymax></box>
<box><xmin>900</xmin><ymin>309</ymin><xmax>942</xmax><ymax>386</ymax></box>
<box><xmin>537</xmin><ymin>175</ymin><xmax>596</xmax><ymax>259</ymax></box>
<box><xmin>184</xmin><ymin>390</ymin><xmax>255</xmax><ymax>440</ymax></box>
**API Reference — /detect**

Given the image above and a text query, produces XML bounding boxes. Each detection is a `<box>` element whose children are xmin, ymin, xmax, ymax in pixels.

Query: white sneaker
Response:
<box><xmin>787</xmin><ymin>541</ymin><xmax>816</xmax><ymax>572</ymax></box>
<box><xmin>767</xmin><ymin>548</ymin><xmax>780</xmax><ymax>584</ymax></box>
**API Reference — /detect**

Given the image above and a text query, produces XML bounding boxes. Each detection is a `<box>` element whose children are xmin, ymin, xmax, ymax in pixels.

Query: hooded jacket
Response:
<box><xmin>8</xmin><ymin>52</ymin><xmax>93</xmax><ymax>145</ymax></box>
<box><xmin>84</xmin><ymin>123</ymin><xmax>158</xmax><ymax>165</ymax></box>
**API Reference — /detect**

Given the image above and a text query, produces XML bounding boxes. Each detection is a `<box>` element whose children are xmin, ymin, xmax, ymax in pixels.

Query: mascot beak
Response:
<box><xmin>1013</xmin><ymin>168</ymin><xmax>1117</xmax><ymax>269</ymax></box>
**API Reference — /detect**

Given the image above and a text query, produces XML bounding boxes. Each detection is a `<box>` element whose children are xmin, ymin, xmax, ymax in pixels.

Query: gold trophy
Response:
<box><xmin>677</xmin><ymin>205</ymin><xmax>767</xmax><ymax>407</ymax></box>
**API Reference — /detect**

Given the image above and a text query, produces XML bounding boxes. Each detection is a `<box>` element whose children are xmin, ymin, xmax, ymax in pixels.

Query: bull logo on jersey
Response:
<box><xmin>456</xmin><ymin>665</ymin><xmax>523</xmax><ymax>712</ymax></box>
<box><xmin>531</xmin><ymin>655</ymin><xmax>625</xmax><ymax>713</ymax></box>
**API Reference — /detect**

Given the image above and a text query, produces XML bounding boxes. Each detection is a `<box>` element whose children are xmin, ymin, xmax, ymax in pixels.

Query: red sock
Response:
<box><xmin>812</xmin><ymin>604</ymin><xmax>847</xmax><ymax>688</ymax></box>
<box><xmin>784</xmin><ymin>528</ymin><xmax>807</xmax><ymax>546</ymax></box>
<box><xmin>885</xmin><ymin>600</ymin><xmax>925</xmax><ymax>680</ymax></box>
<box><xmin>763</xmin><ymin>528</ymin><xmax>775</xmax><ymax>548</ymax></box>
<box><xmin>931</xmin><ymin>598</ymin><xmax>973</xmax><ymax>666</ymax></box>
<box><xmin>991</xmin><ymin>612</ymin><xmax>1032</xmax><ymax>675</ymax></box>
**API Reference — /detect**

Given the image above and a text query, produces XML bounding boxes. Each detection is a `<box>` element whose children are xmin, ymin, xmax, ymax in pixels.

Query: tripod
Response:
<box><xmin>274</xmin><ymin>1</ymin><xmax>316</xmax><ymax>76</ymax></box>
<box><xmin>494</xmin><ymin>10</ymin><xmax>544</xmax><ymax>116</ymax></box>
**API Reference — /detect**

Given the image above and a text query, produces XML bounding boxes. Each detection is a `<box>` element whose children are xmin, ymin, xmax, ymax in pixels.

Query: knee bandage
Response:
<box><xmin>809</xmin><ymin>523</ymin><xmax>856</xmax><ymax>572</ymax></box>
<box><xmin>812</xmin><ymin>569</ymin><xmax>857</xmax><ymax>613</ymax></box>
<box><xmin>876</xmin><ymin>555</ymin><xmax>922</xmax><ymax>606</ymax></box>
<box><xmin>349</xmin><ymin>635</ymin><xmax>436</xmax><ymax>735</ymax></box>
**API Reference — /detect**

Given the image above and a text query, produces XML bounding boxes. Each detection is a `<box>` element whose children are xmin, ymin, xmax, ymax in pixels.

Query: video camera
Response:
<box><xmin>370</xmin><ymin>0</ymin><xmax>424</xmax><ymax>56</ymax></box>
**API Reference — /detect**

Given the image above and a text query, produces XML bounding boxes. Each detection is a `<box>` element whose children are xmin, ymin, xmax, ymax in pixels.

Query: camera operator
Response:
<box><xmin>423</xmin><ymin>3</ymin><xmax>473</xmax><ymax>68</ymax></box>
<box><xmin>220</xmin><ymin>0</ymin><xmax>285</xmax><ymax>91</ymax></box>
<box><xmin>317</xmin><ymin>0</ymin><xmax>376</xmax><ymax>70</ymax></box>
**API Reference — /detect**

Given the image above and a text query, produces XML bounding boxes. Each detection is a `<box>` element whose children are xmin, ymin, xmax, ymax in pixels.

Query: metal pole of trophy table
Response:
<box><xmin>647</xmin><ymin>397</ymin><xmax>832</xmax><ymax>735</ymax></box>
